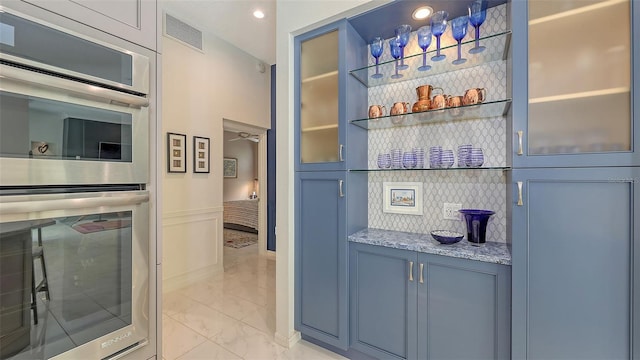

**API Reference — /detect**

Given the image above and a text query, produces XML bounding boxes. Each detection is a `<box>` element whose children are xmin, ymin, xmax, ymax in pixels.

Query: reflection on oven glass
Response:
<box><xmin>1</xmin><ymin>211</ymin><xmax>133</xmax><ymax>360</ymax></box>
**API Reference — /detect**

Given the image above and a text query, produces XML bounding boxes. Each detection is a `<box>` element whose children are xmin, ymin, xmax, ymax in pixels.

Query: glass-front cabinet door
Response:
<box><xmin>295</xmin><ymin>25</ymin><xmax>342</xmax><ymax>171</ymax></box>
<box><xmin>512</xmin><ymin>0</ymin><xmax>638</xmax><ymax>167</ymax></box>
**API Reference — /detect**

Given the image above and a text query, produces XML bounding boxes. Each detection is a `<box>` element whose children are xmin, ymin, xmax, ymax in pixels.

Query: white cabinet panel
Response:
<box><xmin>22</xmin><ymin>0</ymin><xmax>156</xmax><ymax>50</ymax></box>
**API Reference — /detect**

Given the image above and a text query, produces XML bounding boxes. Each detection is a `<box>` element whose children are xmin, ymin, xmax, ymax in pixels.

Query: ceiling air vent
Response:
<box><xmin>164</xmin><ymin>13</ymin><xmax>203</xmax><ymax>52</ymax></box>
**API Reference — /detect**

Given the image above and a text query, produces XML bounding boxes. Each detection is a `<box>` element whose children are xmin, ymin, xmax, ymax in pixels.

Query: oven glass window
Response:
<box><xmin>0</xmin><ymin>211</ymin><xmax>133</xmax><ymax>359</ymax></box>
<box><xmin>0</xmin><ymin>91</ymin><xmax>133</xmax><ymax>162</ymax></box>
<box><xmin>0</xmin><ymin>12</ymin><xmax>133</xmax><ymax>86</ymax></box>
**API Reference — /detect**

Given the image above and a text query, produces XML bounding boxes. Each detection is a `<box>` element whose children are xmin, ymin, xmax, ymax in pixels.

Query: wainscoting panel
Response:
<box><xmin>162</xmin><ymin>207</ymin><xmax>223</xmax><ymax>292</ymax></box>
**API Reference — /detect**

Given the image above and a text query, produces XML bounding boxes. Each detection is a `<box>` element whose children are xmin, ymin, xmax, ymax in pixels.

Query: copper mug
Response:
<box><xmin>431</xmin><ymin>94</ymin><xmax>450</xmax><ymax>110</ymax></box>
<box><xmin>390</xmin><ymin>102</ymin><xmax>410</xmax><ymax>115</ymax></box>
<box><xmin>462</xmin><ymin>88</ymin><xmax>487</xmax><ymax>105</ymax></box>
<box><xmin>447</xmin><ymin>96</ymin><xmax>463</xmax><ymax>108</ymax></box>
<box><xmin>368</xmin><ymin>105</ymin><xmax>386</xmax><ymax>118</ymax></box>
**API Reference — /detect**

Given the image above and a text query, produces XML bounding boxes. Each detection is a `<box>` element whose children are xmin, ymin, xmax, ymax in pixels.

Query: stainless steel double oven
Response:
<box><xmin>0</xmin><ymin>5</ymin><xmax>154</xmax><ymax>360</ymax></box>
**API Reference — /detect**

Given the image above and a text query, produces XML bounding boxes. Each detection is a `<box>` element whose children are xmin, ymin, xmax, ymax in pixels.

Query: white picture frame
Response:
<box><xmin>383</xmin><ymin>182</ymin><xmax>424</xmax><ymax>215</ymax></box>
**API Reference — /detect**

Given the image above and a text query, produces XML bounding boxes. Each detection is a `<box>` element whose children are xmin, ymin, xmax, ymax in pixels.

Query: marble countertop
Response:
<box><xmin>349</xmin><ymin>228</ymin><xmax>512</xmax><ymax>266</ymax></box>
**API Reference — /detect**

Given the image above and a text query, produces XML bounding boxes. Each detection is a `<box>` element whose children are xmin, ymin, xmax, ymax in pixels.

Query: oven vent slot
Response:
<box><xmin>102</xmin><ymin>340</ymin><xmax>147</xmax><ymax>360</ymax></box>
<box><xmin>164</xmin><ymin>13</ymin><xmax>204</xmax><ymax>52</ymax></box>
<box><xmin>0</xmin><ymin>59</ymin><xmax>147</xmax><ymax>98</ymax></box>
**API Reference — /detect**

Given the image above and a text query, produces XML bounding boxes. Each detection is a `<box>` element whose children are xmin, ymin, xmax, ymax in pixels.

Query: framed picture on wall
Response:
<box><xmin>383</xmin><ymin>182</ymin><xmax>423</xmax><ymax>215</ymax></box>
<box><xmin>223</xmin><ymin>157</ymin><xmax>237</xmax><ymax>178</ymax></box>
<box><xmin>193</xmin><ymin>136</ymin><xmax>210</xmax><ymax>173</ymax></box>
<box><xmin>167</xmin><ymin>132</ymin><xmax>187</xmax><ymax>173</ymax></box>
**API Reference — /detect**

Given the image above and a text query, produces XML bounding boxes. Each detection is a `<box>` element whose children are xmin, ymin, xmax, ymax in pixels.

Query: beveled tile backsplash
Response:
<box><xmin>364</xmin><ymin>4</ymin><xmax>509</xmax><ymax>243</ymax></box>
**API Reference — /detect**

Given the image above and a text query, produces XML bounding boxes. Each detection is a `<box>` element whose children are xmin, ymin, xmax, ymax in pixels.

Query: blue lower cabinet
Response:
<box><xmin>350</xmin><ymin>243</ymin><xmax>417</xmax><ymax>360</ymax></box>
<box><xmin>350</xmin><ymin>242</ymin><xmax>511</xmax><ymax>360</ymax></box>
<box><xmin>512</xmin><ymin>167</ymin><xmax>640</xmax><ymax>359</ymax></box>
<box><xmin>295</xmin><ymin>171</ymin><xmax>348</xmax><ymax>349</ymax></box>
<box><xmin>417</xmin><ymin>253</ymin><xmax>511</xmax><ymax>360</ymax></box>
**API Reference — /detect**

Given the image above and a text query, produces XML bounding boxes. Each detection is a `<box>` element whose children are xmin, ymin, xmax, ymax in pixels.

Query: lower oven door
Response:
<box><xmin>0</xmin><ymin>190</ymin><xmax>149</xmax><ymax>360</ymax></box>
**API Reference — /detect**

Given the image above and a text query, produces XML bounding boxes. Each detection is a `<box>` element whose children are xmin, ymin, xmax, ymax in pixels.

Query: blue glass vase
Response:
<box><xmin>459</xmin><ymin>209</ymin><xmax>494</xmax><ymax>243</ymax></box>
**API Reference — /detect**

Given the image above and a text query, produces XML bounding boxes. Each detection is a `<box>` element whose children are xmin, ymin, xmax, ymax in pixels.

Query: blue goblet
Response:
<box><xmin>468</xmin><ymin>0</ymin><xmax>488</xmax><ymax>54</ymax></box>
<box><xmin>370</xmin><ymin>37</ymin><xmax>384</xmax><ymax>79</ymax></box>
<box><xmin>389</xmin><ymin>38</ymin><xmax>403</xmax><ymax>79</ymax></box>
<box><xmin>451</xmin><ymin>16</ymin><xmax>469</xmax><ymax>65</ymax></box>
<box><xmin>430</xmin><ymin>10</ymin><xmax>449</xmax><ymax>61</ymax></box>
<box><xmin>394</xmin><ymin>24</ymin><xmax>411</xmax><ymax>70</ymax></box>
<box><xmin>416</xmin><ymin>26</ymin><xmax>432</xmax><ymax>71</ymax></box>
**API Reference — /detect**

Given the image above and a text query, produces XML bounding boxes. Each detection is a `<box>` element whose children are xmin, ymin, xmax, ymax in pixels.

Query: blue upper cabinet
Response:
<box><xmin>512</xmin><ymin>0</ymin><xmax>639</xmax><ymax>168</ymax></box>
<box><xmin>294</xmin><ymin>20</ymin><xmax>368</xmax><ymax>172</ymax></box>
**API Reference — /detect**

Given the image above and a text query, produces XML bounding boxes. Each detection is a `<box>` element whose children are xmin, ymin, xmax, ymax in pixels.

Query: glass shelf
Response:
<box><xmin>351</xmin><ymin>99</ymin><xmax>511</xmax><ymax>130</ymax></box>
<box><xmin>349</xmin><ymin>166</ymin><xmax>511</xmax><ymax>172</ymax></box>
<box><xmin>349</xmin><ymin>31</ymin><xmax>511</xmax><ymax>88</ymax></box>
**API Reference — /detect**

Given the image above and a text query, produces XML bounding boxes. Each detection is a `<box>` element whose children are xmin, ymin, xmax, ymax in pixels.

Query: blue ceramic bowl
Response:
<box><xmin>430</xmin><ymin>230</ymin><xmax>464</xmax><ymax>244</ymax></box>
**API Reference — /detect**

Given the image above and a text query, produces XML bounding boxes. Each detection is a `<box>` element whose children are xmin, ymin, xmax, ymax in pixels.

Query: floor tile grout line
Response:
<box><xmin>170</xmin><ymin>311</ymin><xmax>276</xmax><ymax>360</ymax></box>
<box><xmin>165</xmin><ymin>306</ymin><xmax>276</xmax><ymax>346</ymax></box>
<box><xmin>168</xmin><ymin>271</ymin><xmax>274</xmax><ymax>317</ymax></box>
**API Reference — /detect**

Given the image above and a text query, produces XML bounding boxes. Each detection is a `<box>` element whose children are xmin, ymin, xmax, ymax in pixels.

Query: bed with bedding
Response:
<box><xmin>223</xmin><ymin>199</ymin><xmax>258</xmax><ymax>233</ymax></box>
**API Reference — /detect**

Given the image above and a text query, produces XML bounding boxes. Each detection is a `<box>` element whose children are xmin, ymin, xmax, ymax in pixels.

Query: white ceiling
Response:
<box><xmin>160</xmin><ymin>0</ymin><xmax>277</xmax><ymax>65</ymax></box>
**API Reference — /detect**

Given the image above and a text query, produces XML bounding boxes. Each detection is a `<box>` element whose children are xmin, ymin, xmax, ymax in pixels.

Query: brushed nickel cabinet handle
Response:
<box><xmin>517</xmin><ymin>181</ymin><xmax>524</xmax><ymax>206</ymax></box>
<box><xmin>339</xmin><ymin>144</ymin><xmax>344</xmax><ymax>162</ymax></box>
<box><xmin>419</xmin><ymin>263</ymin><xmax>424</xmax><ymax>284</ymax></box>
<box><xmin>338</xmin><ymin>180</ymin><xmax>344</xmax><ymax>198</ymax></box>
<box><xmin>409</xmin><ymin>261</ymin><xmax>414</xmax><ymax>282</ymax></box>
<box><xmin>517</xmin><ymin>131</ymin><xmax>524</xmax><ymax>155</ymax></box>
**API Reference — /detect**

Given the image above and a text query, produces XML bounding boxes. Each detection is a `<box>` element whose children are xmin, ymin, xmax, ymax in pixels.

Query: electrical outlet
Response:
<box><xmin>443</xmin><ymin>203</ymin><xmax>462</xmax><ymax>220</ymax></box>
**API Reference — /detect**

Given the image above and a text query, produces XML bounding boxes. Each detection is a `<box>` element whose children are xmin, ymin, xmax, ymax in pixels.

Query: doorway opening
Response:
<box><xmin>222</xmin><ymin>119</ymin><xmax>270</xmax><ymax>258</ymax></box>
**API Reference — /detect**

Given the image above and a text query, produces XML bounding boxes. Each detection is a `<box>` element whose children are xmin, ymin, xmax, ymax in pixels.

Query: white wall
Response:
<box><xmin>223</xmin><ymin>131</ymin><xmax>258</xmax><ymax>201</ymax></box>
<box><xmin>161</xmin><ymin>18</ymin><xmax>270</xmax><ymax>291</ymax></box>
<box><xmin>274</xmin><ymin>0</ymin><xmax>392</xmax><ymax>348</ymax></box>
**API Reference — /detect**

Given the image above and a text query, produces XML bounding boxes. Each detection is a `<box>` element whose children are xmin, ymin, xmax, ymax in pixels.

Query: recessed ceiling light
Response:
<box><xmin>253</xmin><ymin>9</ymin><xmax>265</xmax><ymax>19</ymax></box>
<box><xmin>412</xmin><ymin>6</ymin><xmax>433</xmax><ymax>20</ymax></box>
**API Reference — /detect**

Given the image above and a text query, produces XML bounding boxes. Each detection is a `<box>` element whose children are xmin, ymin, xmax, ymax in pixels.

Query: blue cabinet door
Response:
<box><xmin>294</xmin><ymin>20</ymin><xmax>367</xmax><ymax>172</ymax></box>
<box><xmin>417</xmin><ymin>254</ymin><xmax>511</xmax><ymax>360</ymax></box>
<box><xmin>511</xmin><ymin>0</ymin><xmax>639</xmax><ymax>168</ymax></box>
<box><xmin>349</xmin><ymin>243</ymin><xmax>417</xmax><ymax>360</ymax></box>
<box><xmin>295</xmin><ymin>171</ymin><xmax>348</xmax><ymax>349</ymax></box>
<box><xmin>511</xmin><ymin>167</ymin><xmax>640</xmax><ymax>359</ymax></box>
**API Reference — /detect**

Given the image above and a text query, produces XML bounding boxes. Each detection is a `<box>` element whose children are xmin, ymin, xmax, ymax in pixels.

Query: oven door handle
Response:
<box><xmin>0</xmin><ymin>63</ymin><xmax>149</xmax><ymax>108</ymax></box>
<box><xmin>0</xmin><ymin>192</ymin><xmax>149</xmax><ymax>215</ymax></box>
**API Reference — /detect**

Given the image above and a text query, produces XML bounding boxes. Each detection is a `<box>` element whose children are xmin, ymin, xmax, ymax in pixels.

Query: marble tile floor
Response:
<box><xmin>162</xmin><ymin>243</ymin><xmax>347</xmax><ymax>360</ymax></box>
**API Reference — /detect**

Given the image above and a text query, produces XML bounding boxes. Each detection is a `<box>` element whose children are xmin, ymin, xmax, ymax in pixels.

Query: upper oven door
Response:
<box><xmin>0</xmin><ymin>7</ymin><xmax>149</xmax><ymax>95</ymax></box>
<box><xmin>0</xmin><ymin>63</ymin><xmax>149</xmax><ymax>186</ymax></box>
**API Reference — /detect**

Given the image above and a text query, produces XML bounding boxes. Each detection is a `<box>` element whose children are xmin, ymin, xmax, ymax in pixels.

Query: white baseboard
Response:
<box><xmin>162</xmin><ymin>264</ymin><xmax>223</xmax><ymax>293</ymax></box>
<box><xmin>274</xmin><ymin>331</ymin><xmax>301</xmax><ymax>349</ymax></box>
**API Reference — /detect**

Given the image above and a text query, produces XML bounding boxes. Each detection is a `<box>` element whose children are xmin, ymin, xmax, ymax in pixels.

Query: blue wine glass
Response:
<box><xmin>389</xmin><ymin>38</ymin><xmax>403</xmax><ymax>79</ymax></box>
<box><xmin>468</xmin><ymin>0</ymin><xmax>488</xmax><ymax>54</ymax></box>
<box><xmin>417</xmin><ymin>26</ymin><xmax>432</xmax><ymax>71</ymax></box>
<box><xmin>370</xmin><ymin>37</ymin><xmax>384</xmax><ymax>79</ymax></box>
<box><xmin>394</xmin><ymin>24</ymin><xmax>411</xmax><ymax>70</ymax></box>
<box><xmin>451</xmin><ymin>16</ymin><xmax>469</xmax><ymax>65</ymax></box>
<box><xmin>430</xmin><ymin>11</ymin><xmax>449</xmax><ymax>61</ymax></box>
